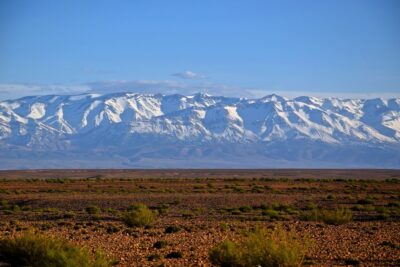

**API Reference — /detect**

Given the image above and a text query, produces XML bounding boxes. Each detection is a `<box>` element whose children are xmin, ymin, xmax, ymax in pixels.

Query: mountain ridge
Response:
<box><xmin>1</xmin><ymin>92</ymin><xmax>399</xmax><ymax>169</ymax></box>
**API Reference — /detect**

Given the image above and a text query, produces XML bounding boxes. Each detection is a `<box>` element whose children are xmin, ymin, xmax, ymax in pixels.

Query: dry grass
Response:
<box><xmin>0</xmin><ymin>231</ymin><xmax>112</xmax><ymax>267</ymax></box>
<box><xmin>209</xmin><ymin>226</ymin><xmax>309</xmax><ymax>267</ymax></box>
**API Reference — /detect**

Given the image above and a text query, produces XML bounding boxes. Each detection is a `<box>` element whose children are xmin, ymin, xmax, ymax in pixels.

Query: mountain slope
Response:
<box><xmin>1</xmin><ymin>93</ymin><xmax>399</xmax><ymax>168</ymax></box>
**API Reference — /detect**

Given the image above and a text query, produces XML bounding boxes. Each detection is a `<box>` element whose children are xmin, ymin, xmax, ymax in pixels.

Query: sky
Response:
<box><xmin>0</xmin><ymin>0</ymin><xmax>399</xmax><ymax>100</ymax></box>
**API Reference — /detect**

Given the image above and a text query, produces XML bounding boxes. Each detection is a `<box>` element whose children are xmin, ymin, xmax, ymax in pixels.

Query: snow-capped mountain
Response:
<box><xmin>1</xmin><ymin>93</ymin><xmax>399</xmax><ymax>168</ymax></box>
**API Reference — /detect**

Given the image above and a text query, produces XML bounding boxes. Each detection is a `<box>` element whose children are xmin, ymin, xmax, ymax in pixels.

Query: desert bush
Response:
<box><xmin>153</xmin><ymin>240</ymin><xmax>168</xmax><ymax>249</ymax></box>
<box><xmin>357</xmin><ymin>198</ymin><xmax>374</xmax><ymax>205</ymax></box>
<box><xmin>261</xmin><ymin>209</ymin><xmax>287</xmax><ymax>221</ymax></box>
<box><xmin>106</xmin><ymin>225</ymin><xmax>120</xmax><ymax>234</ymax></box>
<box><xmin>231</xmin><ymin>209</ymin><xmax>242</xmax><ymax>215</ymax></box>
<box><xmin>387</xmin><ymin>201</ymin><xmax>400</xmax><ymax>208</ymax></box>
<box><xmin>182</xmin><ymin>210</ymin><xmax>194</xmax><ymax>218</ymax></box>
<box><xmin>210</xmin><ymin>226</ymin><xmax>309</xmax><ymax>267</ymax></box>
<box><xmin>165</xmin><ymin>251</ymin><xmax>183</xmax><ymax>259</ymax></box>
<box><xmin>380</xmin><ymin>241</ymin><xmax>400</xmax><ymax>249</ymax></box>
<box><xmin>219</xmin><ymin>222</ymin><xmax>229</xmax><ymax>231</ymax></box>
<box><xmin>209</xmin><ymin>240</ymin><xmax>242</xmax><ymax>267</ymax></box>
<box><xmin>155</xmin><ymin>203</ymin><xmax>169</xmax><ymax>215</ymax></box>
<box><xmin>0</xmin><ymin>200</ymin><xmax>9</xmax><ymax>209</ymax></box>
<box><xmin>320</xmin><ymin>208</ymin><xmax>352</xmax><ymax>225</ymax></box>
<box><xmin>344</xmin><ymin>258</ymin><xmax>360</xmax><ymax>266</ymax></box>
<box><xmin>300</xmin><ymin>208</ymin><xmax>352</xmax><ymax>225</ymax></box>
<box><xmin>299</xmin><ymin>209</ymin><xmax>319</xmax><ymax>222</ymax></box>
<box><xmin>376</xmin><ymin>212</ymin><xmax>390</xmax><ymax>220</ymax></box>
<box><xmin>127</xmin><ymin>203</ymin><xmax>147</xmax><ymax>212</ymax></box>
<box><xmin>63</xmin><ymin>211</ymin><xmax>76</xmax><ymax>219</ymax></box>
<box><xmin>165</xmin><ymin>225</ymin><xmax>181</xmax><ymax>233</ymax></box>
<box><xmin>122</xmin><ymin>204</ymin><xmax>155</xmax><ymax>228</ymax></box>
<box><xmin>326</xmin><ymin>195</ymin><xmax>335</xmax><ymax>200</ymax></box>
<box><xmin>239</xmin><ymin>206</ymin><xmax>252</xmax><ymax>212</ymax></box>
<box><xmin>12</xmin><ymin>204</ymin><xmax>21</xmax><ymax>212</ymax></box>
<box><xmin>85</xmin><ymin>205</ymin><xmax>100</xmax><ymax>215</ymax></box>
<box><xmin>0</xmin><ymin>232</ymin><xmax>111</xmax><ymax>267</ymax></box>
<box><xmin>304</xmin><ymin>202</ymin><xmax>318</xmax><ymax>211</ymax></box>
<box><xmin>256</xmin><ymin>204</ymin><xmax>270</xmax><ymax>210</ymax></box>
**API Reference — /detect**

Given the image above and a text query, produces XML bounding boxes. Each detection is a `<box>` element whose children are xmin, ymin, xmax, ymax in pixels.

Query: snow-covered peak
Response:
<box><xmin>0</xmin><ymin>92</ymin><xmax>399</xmax><ymax>168</ymax></box>
<box><xmin>1</xmin><ymin>92</ymin><xmax>399</xmax><ymax>143</ymax></box>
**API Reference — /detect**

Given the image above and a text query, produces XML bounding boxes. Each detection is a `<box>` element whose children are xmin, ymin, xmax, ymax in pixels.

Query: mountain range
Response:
<box><xmin>1</xmin><ymin>92</ymin><xmax>399</xmax><ymax>169</ymax></box>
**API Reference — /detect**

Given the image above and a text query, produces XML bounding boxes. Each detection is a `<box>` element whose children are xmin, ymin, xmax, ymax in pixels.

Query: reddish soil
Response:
<box><xmin>0</xmin><ymin>169</ymin><xmax>399</xmax><ymax>266</ymax></box>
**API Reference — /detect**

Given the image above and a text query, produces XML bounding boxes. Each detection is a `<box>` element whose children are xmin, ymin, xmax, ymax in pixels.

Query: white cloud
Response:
<box><xmin>171</xmin><ymin>70</ymin><xmax>206</xmax><ymax>80</ymax></box>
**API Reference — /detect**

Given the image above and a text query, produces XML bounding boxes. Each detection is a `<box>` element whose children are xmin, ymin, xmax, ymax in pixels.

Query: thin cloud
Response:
<box><xmin>171</xmin><ymin>70</ymin><xmax>206</xmax><ymax>80</ymax></box>
<box><xmin>245</xmin><ymin>90</ymin><xmax>400</xmax><ymax>100</ymax></box>
<box><xmin>1</xmin><ymin>82</ymin><xmax>399</xmax><ymax>101</ymax></box>
<box><xmin>86</xmin><ymin>80</ymin><xmax>191</xmax><ymax>95</ymax></box>
<box><xmin>0</xmin><ymin>83</ymin><xmax>90</xmax><ymax>100</ymax></box>
<box><xmin>86</xmin><ymin>80</ymin><xmax>253</xmax><ymax>97</ymax></box>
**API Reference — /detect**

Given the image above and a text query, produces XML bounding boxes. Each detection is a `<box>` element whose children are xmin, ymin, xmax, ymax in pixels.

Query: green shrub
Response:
<box><xmin>165</xmin><ymin>225</ymin><xmax>181</xmax><ymax>233</ymax></box>
<box><xmin>0</xmin><ymin>232</ymin><xmax>111</xmax><ymax>267</ymax></box>
<box><xmin>239</xmin><ymin>206</ymin><xmax>252</xmax><ymax>213</ymax></box>
<box><xmin>344</xmin><ymin>258</ymin><xmax>360</xmax><ymax>266</ymax></box>
<box><xmin>375</xmin><ymin>206</ymin><xmax>389</xmax><ymax>214</ymax></box>
<box><xmin>300</xmin><ymin>208</ymin><xmax>352</xmax><ymax>225</ymax></box>
<box><xmin>153</xmin><ymin>240</ymin><xmax>168</xmax><ymax>249</ymax></box>
<box><xmin>304</xmin><ymin>202</ymin><xmax>318</xmax><ymax>211</ymax></box>
<box><xmin>261</xmin><ymin>210</ymin><xmax>286</xmax><ymax>221</ymax></box>
<box><xmin>209</xmin><ymin>226</ymin><xmax>309</xmax><ymax>267</ymax></box>
<box><xmin>122</xmin><ymin>204</ymin><xmax>155</xmax><ymax>228</ymax></box>
<box><xmin>182</xmin><ymin>210</ymin><xmax>194</xmax><ymax>218</ymax></box>
<box><xmin>12</xmin><ymin>205</ymin><xmax>21</xmax><ymax>212</ymax></box>
<box><xmin>85</xmin><ymin>206</ymin><xmax>100</xmax><ymax>215</ymax></box>
<box><xmin>380</xmin><ymin>241</ymin><xmax>400</xmax><ymax>249</ymax></box>
<box><xmin>320</xmin><ymin>208</ymin><xmax>352</xmax><ymax>225</ymax></box>
<box><xmin>231</xmin><ymin>209</ymin><xmax>241</xmax><ymax>215</ymax></box>
<box><xmin>376</xmin><ymin>213</ymin><xmax>390</xmax><ymax>220</ymax></box>
<box><xmin>387</xmin><ymin>201</ymin><xmax>400</xmax><ymax>208</ymax></box>
<box><xmin>127</xmin><ymin>203</ymin><xmax>147</xmax><ymax>212</ymax></box>
<box><xmin>0</xmin><ymin>200</ymin><xmax>9</xmax><ymax>209</ymax></box>
<box><xmin>209</xmin><ymin>240</ymin><xmax>242</xmax><ymax>267</ymax></box>
<box><xmin>219</xmin><ymin>222</ymin><xmax>229</xmax><ymax>231</ymax></box>
<box><xmin>299</xmin><ymin>209</ymin><xmax>319</xmax><ymax>222</ymax></box>
<box><xmin>357</xmin><ymin>198</ymin><xmax>374</xmax><ymax>205</ymax></box>
<box><xmin>155</xmin><ymin>203</ymin><xmax>169</xmax><ymax>215</ymax></box>
<box><xmin>258</xmin><ymin>204</ymin><xmax>270</xmax><ymax>210</ymax></box>
<box><xmin>106</xmin><ymin>225</ymin><xmax>120</xmax><ymax>234</ymax></box>
<box><xmin>63</xmin><ymin>212</ymin><xmax>76</xmax><ymax>219</ymax></box>
<box><xmin>326</xmin><ymin>195</ymin><xmax>335</xmax><ymax>200</ymax></box>
<box><xmin>165</xmin><ymin>251</ymin><xmax>183</xmax><ymax>259</ymax></box>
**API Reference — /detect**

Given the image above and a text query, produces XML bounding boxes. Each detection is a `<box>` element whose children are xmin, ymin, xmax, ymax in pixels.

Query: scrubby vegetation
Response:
<box><xmin>165</xmin><ymin>251</ymin><xmax>183</xmax><ymax>259</ymax></box>
<box><xmin>209</xmin><ymin>240</ymin><xmax>241</xmax><ymax>267</ymax></box>
<box><xmin>165</xmin><ymin>225</ymin><xmax>181</xmax><ymax>233</ymax></box>
<box><xmin>85</xmin><ymin>205</ymin><xmax>100</xmax><ymax>215</ymax></box>
<box><xmin>300</xmin><ymin>208</ymin><xmax>352</xmax><ymax>225</ymax></box>
<box><xmin>209</xmin><ymin>226</ymin><xmax>309</xmax><ymax>267</ymax></box>
<box><xmin>122</xmin><ymin>203</ymin><xmax>155</xmax><ymax>227</ymax></box>
<box><xmin>0</xmin><ymin>232</ymin><xmax>112</xmax><ymax>267</ymax></box>
<box><xmin>153</xmin><ymin>240</ymin><xmax>168</xmax><ymax>249</ymax></box>
<box><xmin>0</xmin><ymin>170</ymin><xmax>399</xmax><ymax>266</ymax></box>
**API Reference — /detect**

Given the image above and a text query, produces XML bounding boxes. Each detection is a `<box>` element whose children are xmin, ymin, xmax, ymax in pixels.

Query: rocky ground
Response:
<box><xmin>0</xmin><ymin>170</ymin><xmax>399</xmax><ymax>266</ymax></box>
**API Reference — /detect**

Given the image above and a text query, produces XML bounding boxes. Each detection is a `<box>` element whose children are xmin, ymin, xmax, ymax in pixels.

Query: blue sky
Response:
<box><xmin>0</xmin><ymin>0</ymin><xmax>399</xmax><ymax>99</ymax></box>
